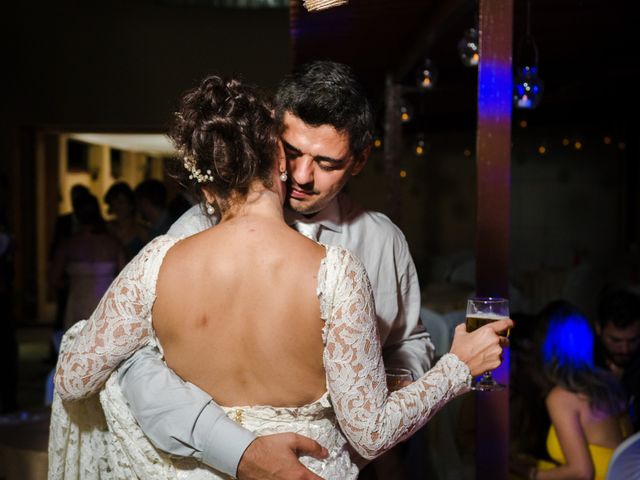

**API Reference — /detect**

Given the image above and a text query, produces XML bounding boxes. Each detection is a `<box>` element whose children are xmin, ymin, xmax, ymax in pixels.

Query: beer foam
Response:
<box><xmin>467</xmin><ymin>312</ymin><xmax>508</xmax><ymax>321</ymax></box>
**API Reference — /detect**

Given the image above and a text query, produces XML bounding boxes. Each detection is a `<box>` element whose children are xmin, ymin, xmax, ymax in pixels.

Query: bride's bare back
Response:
<box><xmin>153</xmin><ymin>216</ymin><xmax>328</xmax><ymax>407</ymax></box>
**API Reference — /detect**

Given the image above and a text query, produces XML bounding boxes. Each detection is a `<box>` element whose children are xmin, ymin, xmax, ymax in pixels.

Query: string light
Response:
<box><xmin>618</xmin><ymin>142</ymin><xmax>626</xmax><ymax>151</ymax></box>
<box><xmin>400</xmin><ymin>104</ymin><xmax>413</xmax><ymax>124</ymax></box>
<box><xmin>416</xmin><ymin>59</ymin><xmax>437</xmax><ymax>90</ymax></box>
<box><xmin>603</xmin><ymin>136</ymin><xmax>612</xmax><ymax>145</ymax></box>
<box><xmin>463</xmin><ymin>149</ymin><xmax>472</xmax><ymax>157</ymax></box>
<box><xmin>538</xmin><ymin>145</ymin><xmax>547</xmax><ymax>155</ymax></box>
<box><xmin>562</xmin><ymin>138</ymin><xmax>570</xmax><ymax>147</ymax></box>
<box><xmin>519</xmin><ymin>120</ymin><xmax>528</xmax><ymax>128</ymax></box>
<box><xmin>414</xmin><ymin>135</ymin><xmax>426</xmax><ymax>156</ymax></box>
<box><xmin>574</xmin><ymin>141</ymin><xmax>583</xmax><ymax>151</ymax></box>
<box><xmin>399</xmin><ymin>169</ymin><xmax>408</xmax><ymax>178</ymax></box>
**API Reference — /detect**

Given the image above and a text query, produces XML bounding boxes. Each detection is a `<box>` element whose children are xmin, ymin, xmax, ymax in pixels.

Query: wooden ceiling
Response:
<box><xmin>290</xmin><ymin>0</ymin><xmax>635</xmax><ymax>131</ymax></box>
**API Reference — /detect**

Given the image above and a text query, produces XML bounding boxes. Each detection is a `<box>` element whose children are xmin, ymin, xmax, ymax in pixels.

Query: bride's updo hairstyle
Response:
<box><xmin>169</xmin><ymin>75</ymin><xmax>280</xmax><ymax>211</ymax></box>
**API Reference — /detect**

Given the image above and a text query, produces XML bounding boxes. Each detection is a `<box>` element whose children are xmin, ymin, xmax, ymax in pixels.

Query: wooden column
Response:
<box><xmin>383</xmin><ymin>74</ymin><xmax>403</xmax><ymax>225</ymax></box>
<box><xmin>474</xmin><ymin>0</ymin><xmax>513</xmax><ymax>479</ymax></box>
<box><xmin>35</xmin><ymin>132</ymin><xmax>48</xmax><ymax>322</ymax></box>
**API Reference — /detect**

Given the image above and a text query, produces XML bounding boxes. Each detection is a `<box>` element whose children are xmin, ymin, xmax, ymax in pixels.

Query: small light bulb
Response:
<box><xmin>574</xmin><ymin>141</ymin><xmax>582</xmax><ymax>150</ymax></box>
<box><xmin>399</xmin><ymin>170</ymin><xmax>407</xmax><ymax>178</ymax></box>
<box><xmin>603</xmin><ymin>136</ymin><xmax>612</xmax><ymax>145</ymax></box>
<box><xmin>538</xmin><ymin>146</ymin><xmax>546</xmax><ymax>154</ymax></box>
<box><xmin>400</xmin><ymin>104</ymin><xmax>412</xmax><ymax>123</ymax></box>
<box><xmin>416</xmin><ymin>59</ymin><xmax>437</xmax><ymax>90</ymax></box>
<box><xmin>562</xmin><ymin>138</ymin><xmax>570</xmax><ymax>146</ymax></box>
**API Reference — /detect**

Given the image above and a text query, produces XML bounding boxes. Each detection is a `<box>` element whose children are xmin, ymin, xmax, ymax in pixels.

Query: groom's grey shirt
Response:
<box><xmin>118</xmin><ymin>194</ymin><xmax>433</xmax><ymax>476</ymax></box>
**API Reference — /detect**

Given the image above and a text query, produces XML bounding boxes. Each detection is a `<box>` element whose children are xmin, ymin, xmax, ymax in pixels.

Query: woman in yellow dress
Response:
<box><xmin>526</xmin><ymin>302</ymin><xmax>631</xmax><ymax>480</ymax></box>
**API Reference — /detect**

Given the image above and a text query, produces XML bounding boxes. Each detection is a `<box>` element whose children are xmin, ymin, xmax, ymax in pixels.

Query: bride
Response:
<box><xmin>50</xmin><ymin>75</ymin><xmax>511</xmax><ymax>479</ymax></box>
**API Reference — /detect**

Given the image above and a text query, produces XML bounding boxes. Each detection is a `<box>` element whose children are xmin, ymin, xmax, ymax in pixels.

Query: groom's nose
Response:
<box><xmin>290</xmin><ymin>154</ymin><xmax>315</xmax><ymax>187</ymax></box>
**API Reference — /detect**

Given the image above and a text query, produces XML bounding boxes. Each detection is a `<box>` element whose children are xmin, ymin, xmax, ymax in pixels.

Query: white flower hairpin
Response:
<box><xmin>184</xmin><ymin>155</ymin><xmax>214</xmax><ymax>183</ymax></box>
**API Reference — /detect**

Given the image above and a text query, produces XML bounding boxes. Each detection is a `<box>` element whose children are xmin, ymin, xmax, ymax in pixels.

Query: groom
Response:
<box><xmin>118</xmin><ymin>61</ymin><xmax>434</xmax><ymax>479</ymax></box>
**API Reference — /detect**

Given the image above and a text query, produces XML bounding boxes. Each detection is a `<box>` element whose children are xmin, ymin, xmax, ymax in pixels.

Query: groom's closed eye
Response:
<box><xmin>282</xmin><ymin>140</ymin><xmax>303</xmax><ymax>160</ymax></box>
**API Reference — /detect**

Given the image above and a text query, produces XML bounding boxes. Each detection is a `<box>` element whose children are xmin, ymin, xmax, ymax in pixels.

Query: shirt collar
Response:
<box><xmin>284</xmin><ymin>195</ymin><xmax>343</xmax><ymax>233</ymax></box>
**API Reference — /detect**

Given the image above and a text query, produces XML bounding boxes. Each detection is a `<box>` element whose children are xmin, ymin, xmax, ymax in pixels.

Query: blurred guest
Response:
<box><xmin>134</xmin><ymin>179</ymin><xmax>172</xmax><ymax>239</ymax></box>
<box><xmin>104</xmin><ymin>182</ymin><xmax>148</xmax><ymax>259</ymax></box>
<box><xmin>511</xmin><ymin>301</ymin><xmax>631</xmax><ymax>480</ymax></box>
<box><xmin>510</xmin><ymin>310</ymin><xmax>551</xmax><ymax>463</ymax></box>
<box><xmin>49</xmin><ymin>184</ymin><xmax>91</xmax><ymax>332</ymax></box>
<box><xmin>167</xmin><ymin>190</ymin><xmax>192</xmax><ymax>223</ymax></box>
<box><xmin>596</xmin><ymin>289</ymin><xmax>640</xmax><ymax>431</ymax></box>
<box><xmin>50</xmin><ymin>194</ymin><xmax>125</xmax><ymax>330</ymax></box>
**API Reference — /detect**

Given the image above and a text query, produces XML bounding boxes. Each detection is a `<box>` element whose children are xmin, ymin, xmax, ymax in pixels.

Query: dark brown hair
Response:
<box><xmin>169</xmin><ymin>75</ymin><xmax>279</xmax><ymax>211</ymax></box>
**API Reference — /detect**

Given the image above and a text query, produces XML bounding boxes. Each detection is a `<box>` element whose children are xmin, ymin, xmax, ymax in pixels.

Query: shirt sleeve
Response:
<box><xmin>54</xmin><ymin>236</ymin><xmax>177</xmax><ymax>400</ymax></box>
<box><xmin>380</xmin><ymin>233</ymin><xmax>435</xmax><ymax>377</ymax></box>
<box><xmin>322</xmin><ymin>248</ymin><xmax>471</xmax><ymax>460</ymax></box>
<box><xmin>167</xmin><ymin>204</ymin><xmax>217</xmax><ymax>238</ymax></box>
<box><xmin>118</xmin><ymin>347</ymin><xmax>256</xmax><ymax>477</ymax></box>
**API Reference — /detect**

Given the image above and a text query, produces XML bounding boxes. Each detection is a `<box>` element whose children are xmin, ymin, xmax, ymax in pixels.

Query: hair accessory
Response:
<box><xmin>206</xmin><ymin>202</ymin><xmax>215</xmax><ymax>216</ymax></box>
<box><xmin>184</xmin><ymin>155</ymin><xmax>214</xmax><ymax>184</ymax></box>
<box><xmin>279</xmin><ymin>170</ymin><xmax>288</xmax><ymax>182</ymax></box>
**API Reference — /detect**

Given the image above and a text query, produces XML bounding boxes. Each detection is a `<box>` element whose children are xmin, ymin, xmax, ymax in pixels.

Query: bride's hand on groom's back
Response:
<box><xmin>237</xmin><ymin>433</ymin><xmax>328</xmax><ymax>480</ymax></box>
<box><xmin>449</xmin><ymin>319</ymin><xmax>513</xmax><ymax>377</ymax></box>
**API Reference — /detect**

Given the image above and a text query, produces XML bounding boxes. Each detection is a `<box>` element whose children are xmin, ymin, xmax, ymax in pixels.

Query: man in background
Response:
<box><xmin>596</xmin><ymin>288</ymin><xmax>640</xmax><ymax>431</ymax></box>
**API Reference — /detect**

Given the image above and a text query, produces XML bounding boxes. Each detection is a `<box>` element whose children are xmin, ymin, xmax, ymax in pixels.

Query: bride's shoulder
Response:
<box><xmin>127</xmin><ymin>235</ymin><xmax>183</xmax><ymax>276</ymax></box>
<box><xmin>323</xmin><ymin>245</ymin><xmax>368</xmax><ymax>280</ymax></box>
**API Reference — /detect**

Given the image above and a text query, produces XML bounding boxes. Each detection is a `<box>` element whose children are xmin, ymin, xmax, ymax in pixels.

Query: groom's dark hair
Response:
<box><xmin>275</xmin><ymin>61</ymin><xmax>374</xmax><ymax>157</ymax></box>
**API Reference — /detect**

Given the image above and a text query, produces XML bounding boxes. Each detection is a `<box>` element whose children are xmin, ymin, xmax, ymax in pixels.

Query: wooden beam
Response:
<box><xmin>383</xmin><ymin>74</ymin><xmax>403</xmax><ymax>225</ymax></box>
<box><xmin>474</xmin><ymin>0</ymin><xmax>513</xmax><ymax>478</ymax></box>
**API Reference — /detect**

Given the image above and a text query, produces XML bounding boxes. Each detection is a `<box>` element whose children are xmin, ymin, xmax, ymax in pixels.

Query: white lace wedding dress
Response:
<box><xmin>49</xmin><ymin>236</ymin><xmax>471</xmax><ymax>479</ymax></box>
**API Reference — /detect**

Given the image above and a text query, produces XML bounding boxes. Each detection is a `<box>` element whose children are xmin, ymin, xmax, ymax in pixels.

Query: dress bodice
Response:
<box><xmin>543</xmin><ymin>421</ymin><xmax>630</xmax><ymax>480</ymax></box>
<box><xmin>51</xmin><ymin>235</ymin><xmax>471</xmax><ymax>479</ymax></box>
<box><xmin>219</xmin><ymin>393</ymin><xmax>357</xmax><ymax>479</ymax></box>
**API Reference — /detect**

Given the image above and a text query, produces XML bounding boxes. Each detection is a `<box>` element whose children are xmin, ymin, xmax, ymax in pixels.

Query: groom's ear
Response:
<box><xmin>351</xmin><ymin>146</ymin><xmax>370</xmax><ymax>177</ymax></box>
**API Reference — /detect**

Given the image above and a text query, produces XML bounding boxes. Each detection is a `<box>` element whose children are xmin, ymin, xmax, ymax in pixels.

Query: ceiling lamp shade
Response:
<box><xmin>458</xmin><ymin>28</ymin><xmax>480</xmax><ymax>67</ymax></box>
<box><xmin>514</xmin><ymin>66</ymin><xmax>543</xmax><ymax>109</ymax></box>
<box><xmin>514</xmin><ymin>0</ymin><xmax>543</xmax><ymax>109</ymax></box>
<box><xmin>303</xmin><ymin>0</ymin><xmax>348</xmax><ymax>11</ymax></box>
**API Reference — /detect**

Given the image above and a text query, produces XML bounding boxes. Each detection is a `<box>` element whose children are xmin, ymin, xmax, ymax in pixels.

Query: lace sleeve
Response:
<box><xmin>321</xmin><ymin>247</ymin><xmax>471</xmax><ymax>460</ymax></box>
<box><xmin>54</xmin><ymin>236</ymin><xmax>177</xmax><ymax>401</ymax></box>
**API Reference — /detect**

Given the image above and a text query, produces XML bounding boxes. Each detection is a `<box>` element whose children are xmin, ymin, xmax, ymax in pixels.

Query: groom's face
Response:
<box><xmin>281</xmin><ymin>112</ymin><xmax>367</xmax><ymax>216</ymax></box>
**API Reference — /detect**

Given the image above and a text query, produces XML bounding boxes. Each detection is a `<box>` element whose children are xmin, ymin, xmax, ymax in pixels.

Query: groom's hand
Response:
<box><xmin>237</xmin><ymin>433</ymin><xmax>328</xmax><ymax>480</ymax></box>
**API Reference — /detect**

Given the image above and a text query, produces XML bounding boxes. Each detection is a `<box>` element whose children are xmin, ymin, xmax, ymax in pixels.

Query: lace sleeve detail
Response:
<box><xmin>321</xmin><ymin>247</ymin><xmax>471</xmax><ymax>460</ymax></box>
<box><xmin>54</xmin><ymin>236</ymin><xmax>179</xmax><ymax>401</ymax></box>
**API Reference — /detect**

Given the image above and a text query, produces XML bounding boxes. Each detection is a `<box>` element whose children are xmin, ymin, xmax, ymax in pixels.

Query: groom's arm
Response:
<box><xmin>118</xmin><ymin>347</ymin><xmax>253</xmax><ymax>476</ymax></box>
<box><xmin>379</xmin><ymin>234</ymin><xmax>434</xmax><ymax>378</ymax></box>
<box><xmin>118</xmin><ymin>347</ymin><xmax>326</xmax><ymax>480</ymax></box>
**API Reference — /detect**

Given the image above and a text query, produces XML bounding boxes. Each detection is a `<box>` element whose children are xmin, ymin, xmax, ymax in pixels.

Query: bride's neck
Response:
<box><xmin>218</xmin><ymin>183</ymin><xmax>283</xmax><ymax>224</ymax></box>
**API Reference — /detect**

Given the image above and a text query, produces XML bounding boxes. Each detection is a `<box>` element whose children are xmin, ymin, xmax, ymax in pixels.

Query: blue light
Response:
<box><xmin>542</xmin><ymin>310</ymin><xmax>594</xmax><ymax>369</ymax></box>
<box><xmin>477</xmin><ymin>58</ymin><xmax>513</xmax><ymax>124</ymax></box>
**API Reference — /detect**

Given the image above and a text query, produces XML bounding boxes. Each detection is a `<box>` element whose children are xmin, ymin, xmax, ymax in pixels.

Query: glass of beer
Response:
<box><xmin>466</xmin><ymin>297</ymin><xmax>509</xmax><ymax>391</ymax></box>
<box><xmin>386</xmin><ymin>367</ymin><xmax>414</xmax><ymax>391</ymax></box>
